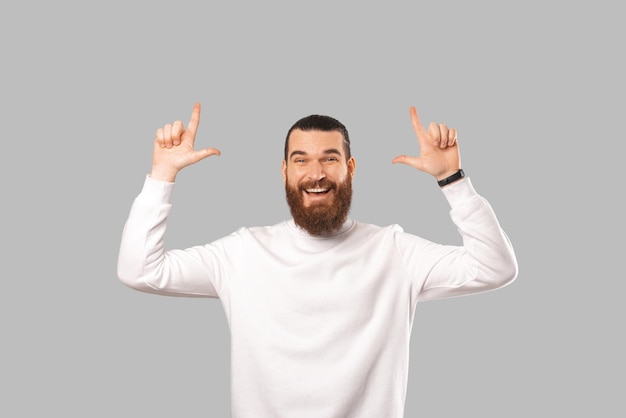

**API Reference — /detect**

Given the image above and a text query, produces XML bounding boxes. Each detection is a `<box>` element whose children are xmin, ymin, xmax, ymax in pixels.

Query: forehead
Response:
<box><xmin>287</xmin><ymin>129</ymin><xmax>345</xmax><ymax>155</ymax></box>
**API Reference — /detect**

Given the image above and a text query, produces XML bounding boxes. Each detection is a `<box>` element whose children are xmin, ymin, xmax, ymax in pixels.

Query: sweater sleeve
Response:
<box><xmin>396</xmin><ymin>177</ymin><xmax>518</xmax><ymax>302</ymax></box>
<box><xmin>116</xmin><ymin>175</ymin><xmax>223</xmax><ymax>298</ymax></box>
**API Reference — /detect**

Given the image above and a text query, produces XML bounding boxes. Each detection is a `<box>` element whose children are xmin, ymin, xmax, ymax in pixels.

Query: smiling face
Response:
<box><xmin>282</xmin><ymin>129</ymin><xmax>356</xmax><ymax>236</ymax></box>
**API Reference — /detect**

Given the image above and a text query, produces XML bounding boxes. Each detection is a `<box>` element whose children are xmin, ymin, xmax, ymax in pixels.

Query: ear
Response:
<box><xmin>282</xmin><ymin>160</ymin><xmax>287</xmax><ymax>185</ymax></box>
<box><xmin>347</xmin><ymin>157</ymin><xmax>356</xmax><ymax>180</ymax></box>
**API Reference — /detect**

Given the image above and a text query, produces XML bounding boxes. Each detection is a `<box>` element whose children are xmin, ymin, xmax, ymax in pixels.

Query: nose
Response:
<box><xmin>306</xmin><ymin>161</ymin><xmax>326</xmax><ymax>181</ymax></box>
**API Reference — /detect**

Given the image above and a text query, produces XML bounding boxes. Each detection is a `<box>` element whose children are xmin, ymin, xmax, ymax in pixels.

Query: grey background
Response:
<box><xmin>1</xmin><ymin>0</ymin><xmax>623</xmax><ymax>417</ymax></box>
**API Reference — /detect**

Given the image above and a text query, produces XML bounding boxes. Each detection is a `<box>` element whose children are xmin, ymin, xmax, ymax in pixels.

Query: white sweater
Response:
<box><xmin>117</xmin><ymin>175</ymin><xmax>518</xmax><ymax>418</ymax></box>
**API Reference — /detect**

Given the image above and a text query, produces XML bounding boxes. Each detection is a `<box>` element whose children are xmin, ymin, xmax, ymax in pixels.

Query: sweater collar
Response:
<box><xmin>285</xmin><ymin>218</ymin><xmax>356</xmax><ymax>238</ymax></box>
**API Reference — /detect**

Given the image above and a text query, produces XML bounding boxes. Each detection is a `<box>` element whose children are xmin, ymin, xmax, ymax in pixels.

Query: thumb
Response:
<box><xmin>190</xmin><ymin>147</ymin><xmax>221</xmax><ymax>164</ymax></box>
<box><xmin>392</xmin><ymin>154</ymin><xmax>425</xmax><ymax>171</ymax></box>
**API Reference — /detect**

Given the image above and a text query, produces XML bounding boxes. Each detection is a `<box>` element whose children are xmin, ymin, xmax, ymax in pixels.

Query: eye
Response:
<box><xmin>325</xmin><ymin>156</ymin><xmax>339</xmax><ymax>162</ymax></box>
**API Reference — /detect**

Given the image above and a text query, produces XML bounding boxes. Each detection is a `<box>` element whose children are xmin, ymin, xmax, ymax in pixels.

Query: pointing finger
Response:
<box><xmin>186</xmin><ymin>102</ymin><xmax>201</xmax><ymax>138</ymax></box>
<box><xmin>410</xmin><ymin>107</ymin><xmax>429</xmax><ymax>146</ymax></box>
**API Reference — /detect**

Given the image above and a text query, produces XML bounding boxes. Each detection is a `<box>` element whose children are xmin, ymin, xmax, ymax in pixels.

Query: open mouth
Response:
<box><xmin>305</xmin><ymin>187</ymin><xmax>331</xmax><ymax>195</ymax></box>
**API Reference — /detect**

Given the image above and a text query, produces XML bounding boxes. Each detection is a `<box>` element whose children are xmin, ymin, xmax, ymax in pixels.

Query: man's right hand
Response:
<box><xmin>150</xmin><ymin>103</ymin><xmax>221</xmax><ymax>182</ymax></box>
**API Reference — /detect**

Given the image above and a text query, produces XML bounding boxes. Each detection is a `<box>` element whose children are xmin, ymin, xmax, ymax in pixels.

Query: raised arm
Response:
<box><xmin>392</xmin><ymin>106</ymin><xmax>518</xmax><ymax>300</ymax></box>
<box><xmin>117</xmin><ymin>103</ymin><xmax>224</xmax><ymax>297</ymax></box>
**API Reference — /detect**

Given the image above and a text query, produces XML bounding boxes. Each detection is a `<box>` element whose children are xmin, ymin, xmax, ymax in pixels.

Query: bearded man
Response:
<box><xmin>283</xmin><ymin>114</ymin><xmax>355</xmax><ymax>236</ymax></box>
<box><xmin>117</xmin><ymin>103</ymin><xmax>518</xmax><ymax>418</ymax></box>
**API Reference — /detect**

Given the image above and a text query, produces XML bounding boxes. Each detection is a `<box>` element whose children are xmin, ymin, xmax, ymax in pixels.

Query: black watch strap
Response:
<box><xmin>437</xmin><ymin>169</ymin><xmax>465</xmax><ymax>187</ymax></box>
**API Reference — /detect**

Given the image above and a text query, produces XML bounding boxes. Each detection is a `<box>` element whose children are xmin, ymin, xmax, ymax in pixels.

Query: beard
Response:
<box><xmin>285</xmin><ymin>176</ymin><xmax>353</xmax><ymax>237</ymax></box>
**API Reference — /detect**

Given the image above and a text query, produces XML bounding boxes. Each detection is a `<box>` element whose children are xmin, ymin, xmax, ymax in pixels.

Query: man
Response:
<box><xmin>117</xmin><ymin>103</ymin><xmax>518</xmax><ymax>417</ymax></box>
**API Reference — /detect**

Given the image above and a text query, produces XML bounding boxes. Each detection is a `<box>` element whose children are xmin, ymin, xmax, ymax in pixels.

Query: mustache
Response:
<box><xmin>298</xmin><ymin>178</ymin><xmax>337</xmax><ymax>191</ymax></box>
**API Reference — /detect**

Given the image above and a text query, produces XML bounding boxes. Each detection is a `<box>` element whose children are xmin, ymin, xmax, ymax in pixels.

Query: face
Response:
<box><xmin>282</xmin><ymin>129</ymin><xmax>356</xmax><ymax>236</ymax></box>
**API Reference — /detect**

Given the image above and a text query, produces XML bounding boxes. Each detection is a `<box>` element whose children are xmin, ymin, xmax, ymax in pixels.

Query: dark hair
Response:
<box><xmin>284</xmin><ymin>114</ymin><xmax>351</xmax><ymax>160</ymax></box>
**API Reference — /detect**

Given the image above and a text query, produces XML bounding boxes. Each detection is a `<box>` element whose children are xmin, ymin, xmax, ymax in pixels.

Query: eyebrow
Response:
<box><xmin>289</xmin><ymin>148</ymin><xmax>342</xmax><ymax>159</ymax></box>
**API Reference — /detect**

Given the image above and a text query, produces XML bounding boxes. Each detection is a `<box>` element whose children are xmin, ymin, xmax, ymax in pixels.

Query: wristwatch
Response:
<box><xmin>437</xmin><ymin>169</ymin><xmax>465</xmax><ymax>187</ymax></box>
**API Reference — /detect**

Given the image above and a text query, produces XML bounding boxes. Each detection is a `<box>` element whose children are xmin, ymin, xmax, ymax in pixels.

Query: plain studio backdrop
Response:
<box><xmin>1</xmin><ymin>1</ymin><xmax>623</xmax><ymax>417</ymax></box>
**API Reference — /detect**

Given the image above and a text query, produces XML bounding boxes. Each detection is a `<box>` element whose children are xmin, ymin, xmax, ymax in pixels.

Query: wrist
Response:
<box><xmin>437</xmin><ymin>169</ymin><xmax>465</xmax><ymax>187</ymax></box>
<box><xmin>150</xmin><ymin>166</ymin><xmax>178</xmax><ymax>182</ymax></box>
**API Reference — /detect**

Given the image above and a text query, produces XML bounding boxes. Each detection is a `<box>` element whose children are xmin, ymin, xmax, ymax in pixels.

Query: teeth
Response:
<box><xmin>306</xmin><ymin>188</ymin><xmax>328</xmax><ymax>193</ymax></box>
